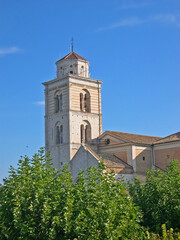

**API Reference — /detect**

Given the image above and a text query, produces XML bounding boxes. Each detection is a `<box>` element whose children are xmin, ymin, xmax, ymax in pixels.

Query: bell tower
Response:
<box><xmin>43</xmin><ymin>51</ymin><xmax>102</xmax><ymax>169</ymax></box>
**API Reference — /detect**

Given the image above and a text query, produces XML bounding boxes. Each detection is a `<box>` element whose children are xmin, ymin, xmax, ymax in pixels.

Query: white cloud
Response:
<box><xmin>33</xmin><ymin>101</ymin><xmax>45</xmax><ymax>106</ymax></box>
<box><xmin>97</xmin><ymin>18</ymin><xmax>146</xmax><ymax>31</ymax></box>
<box><xmin>0</xmin><ymin>47</ymin><xmax>21</xmax><ymax>56</ymax></box>
<box><xmin>96</xmin><ymin>13</ymin><xmax>180</xmax><ymax>32</ymax></box>
<box><xmin>150</xmin><ymin>14</ymin><xmax>180</xmax><ymax>26</ymax></box>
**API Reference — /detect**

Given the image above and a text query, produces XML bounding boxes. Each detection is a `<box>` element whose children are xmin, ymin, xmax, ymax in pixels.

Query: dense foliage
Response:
<box><xmin>129</xmin><ymin>160</ymin><xmax>180</xmax><ymax>234</ymax></box>
<box><xmin>146</xmin><ymin>224</ymin><xmax>180</xmax><ymax>240</ymax></box>
<box><xmin>0</xmin><ymin>148</ymin><xmax>145</xmax><ymax>240</ymax></box>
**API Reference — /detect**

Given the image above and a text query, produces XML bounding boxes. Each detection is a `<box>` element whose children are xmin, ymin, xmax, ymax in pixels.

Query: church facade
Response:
<box><xmin>43</xmin><ymin>51</ymin><xmax>180</xmax><ymax>182</ymax></box>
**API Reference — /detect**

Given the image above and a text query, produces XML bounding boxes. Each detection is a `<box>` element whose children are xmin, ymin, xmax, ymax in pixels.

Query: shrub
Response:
<box><xmin>129</xmin><ymin>160</ymin><xmax>180</xmax><ymax>234</ymax></box>
<box><xmin>0</xmin><ymin>148</ymin><xmax>145</xmax><ymax>240</ymax></box>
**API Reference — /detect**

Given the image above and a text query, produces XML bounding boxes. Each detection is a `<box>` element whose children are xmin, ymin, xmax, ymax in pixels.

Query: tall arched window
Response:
<box><xmin>84</xmin><ymin>94</ymin><xmax>87</xmax><ymax>112</ymax></box>
<box><xmin>56</xmin><ymin>126</ymin><xmax>60</xmax><ymax>144</ymax></box>
<box><xmin>80</xmin><ymin>124</ymin><xmax>84</xmax><ymax>143</ymax></box>
<box><xmin>55</xmin><ymin>95</ymin><xmax>59</xmax><ymax>113</ymax></box>
<box><xmin>80</xmin><ymin>121</ymin><xmax>91</xmax><ymax>144</ymax></box>
<box><xmin>80</xmin><ymin>93</ymin><xmax>83</xmax><ymax>111</ymax></box>
<box><xmin>59</xmin><ymin>94</ymin><xmax>62</xmax><ymax>112</ymax></box>
<box><xmin>85</xmin><ymin>123</ymin><xmax>91</xmax><ymax>143</ymax></box>
<box><xmin>60</xmin><ymin>125</ymin><xmax>63</xmax><ymax>144</ymax></box>
<box><xmin>85</xmin><ymin>125</ymin><xmax>88</xmax><ymax>143</ymax></box>
<box><xmin>55</xmin><ymin>93</ymin><xmax>63</xmax><ymax>113</ymax></box>
<box><xmin>80</xmin><ymin>89</ymin><xmax>90</xmax><ymax>112</ymax></box>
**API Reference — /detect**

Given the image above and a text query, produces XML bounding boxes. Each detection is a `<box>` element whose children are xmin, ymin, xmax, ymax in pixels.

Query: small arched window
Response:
<box><xmin>80</xmin><ymin>90</ymin><xmax>90</xmax><ymax>113</ymax></box>
<box><xmin>80</xmin><ymin>93</ymin><xmax>83</xmax><ymax>111</ymax></box>
<box><xmin>85</xmin><ymin>125</ymin><xmax>88</xmax><ymax>143</ymax></box>
<box><xmin>84</xmin><ymin>94</ymin><xmax>87</xmax><ymax>112</ymax></box>
<box><xmin>60</xmin><ymin>125</ymin><xmax>63</xmax><ymax>144</ymax></box>
<box><xmin>55</xmin><ymin>93</ymin><xmax>63</xmax><ymax>113</ymax></box>
<box><xmin>85</xmin><ymin>124</ymin><xmax>91</xmax><ymax>143</ymax></box>
<box><xmin>80</xmin><ymin>125</ymin><xmax>84</xmax><ymax>143</ymax></box>
<box><xmin>56</xmin><ymin>126</ymin><xmax>60</xmax><ymax>144</ymax></box>
<box><xmin>84</xmin><ymin>91</ymin><xmax>90</xmax><ymax>112</ymax></box>
<box><xmin>55</xmin><ymin>95</ymin><xmax>59</xmax><ymax>113</ymax></box>
<box><xmin>80</xmin><ymin>121</ymin><xmax>91</xmax><ymax>144</ymax></box>
<box><xmin>59</xmin><ymin>94</ymin><xmax>62</xmax><ymax>112</ymax></box>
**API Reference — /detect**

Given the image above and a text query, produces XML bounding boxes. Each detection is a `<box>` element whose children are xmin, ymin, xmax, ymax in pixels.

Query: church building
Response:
<box><xmin>43</xmin><ymin>50</ymin><xmax>180</xmax><ymax>182</ymax></box>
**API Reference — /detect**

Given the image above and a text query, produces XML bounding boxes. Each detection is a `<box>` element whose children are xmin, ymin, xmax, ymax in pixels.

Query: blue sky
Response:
<box><xmin>0</xmin><ymin>0</ymin><xmax>180</xmax><ymax>182</ymax></box>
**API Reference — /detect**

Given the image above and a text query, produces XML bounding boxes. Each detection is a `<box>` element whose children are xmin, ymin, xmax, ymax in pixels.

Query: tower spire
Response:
<box><xmin>71</xmin><ymin>38</ymin><xmax>74</xmax><ymax>52</ymax></box>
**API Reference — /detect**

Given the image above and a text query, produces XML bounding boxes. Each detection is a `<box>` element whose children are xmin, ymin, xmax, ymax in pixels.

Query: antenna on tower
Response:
<box><xmin>71</xmin><ymin>38</ymin><xmax>74</xmax><ymax>52</ymax></box>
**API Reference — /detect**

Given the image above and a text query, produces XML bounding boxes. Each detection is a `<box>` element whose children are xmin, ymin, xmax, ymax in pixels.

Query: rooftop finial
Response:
<box><xmin>71</xmin><ymin>38</ymin><xmax>74</xmax><ymax>52</ymax></box>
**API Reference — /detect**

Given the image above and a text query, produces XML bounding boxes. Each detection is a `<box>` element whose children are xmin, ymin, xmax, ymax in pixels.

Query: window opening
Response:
<box><xmin>80</xmin><ymin>93</ymin><xmax>83</xmax><ymax>111</ymax></box>
<box><xmin>85</xmin><ymin>126</ymin><xmax>88</xmax><ymax>143</ymax></box>
<box><xmin>80</xmin><ymin>125</ymin><xmax>84</xmax><ymax>143</ymax></box>
<box><xmin>56</xmin><ymin>126</ymin><xmax>60</xmax><ymax>144</ymax></box>
<box><xmin>55</xmin><ymin>95</ymin><xmax>59</xmax><ymax>113</ymax></box>
<box><xmin>84</xmin><ymin>94</ymin><xmax>87</xmax><ymax>112</ymax></box>
<box><xmin>60</xmin><ymin>125</ymin><xmax>63</xmax><ymax>144</ymax></box>
<box><xmin>59</xmin><ymin>94</ymin><xmax>62</xmax><ymax>112</ymax></box>
<box><xmin>106</xmin><ymin>139</ymin><xmax>110</xmax><ymax>145</ymax></box>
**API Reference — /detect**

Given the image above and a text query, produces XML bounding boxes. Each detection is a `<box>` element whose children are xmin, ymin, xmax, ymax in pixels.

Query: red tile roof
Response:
<box><xmin>57</xmin><ymin>51</ymin><xmax>87</xmax><ymax>62</ymax></box>
<box><xmin>84</xmin><ymin>144</ymin><xmax>133</xmax><ymax>174</ymax></box>
<box><xmin>154</xmin><ymin>132</ymin><xmax>180</xmax><ymax>144</ymax></box>
<box><xmin>102</xmin><ymin>131</ymin><xmax>161</xmax><ymax>145</ymax></box>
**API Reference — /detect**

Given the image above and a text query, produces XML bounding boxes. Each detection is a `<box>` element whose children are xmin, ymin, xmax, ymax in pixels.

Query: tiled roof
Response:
<box><xmin>154</xmin><ymin>132</ymin><xmax>180</xmax><ymax>144</ymax></box>
<box><xmin>103</xmin><ymin>131</ymin><xmax>161</xmax><ymax>145</ymax></box>
<box><xmin>57</xmin><ymin>51</ymin><xmax>87</xmax><ymax>62</ymax></box>
<box><xmin>84</xmin><ymin>144</ymin><xmax>133</xmax><ymax>174</ymax></box>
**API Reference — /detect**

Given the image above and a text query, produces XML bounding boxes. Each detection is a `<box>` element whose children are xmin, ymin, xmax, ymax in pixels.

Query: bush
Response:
<box><xmin>0</xmin><ymin>148</ymin><xmax>145</xmax><ymax>240</ymax></box>
<box><xmin>146</xmin><ymin>224</ymin><xmax>180</xmax><ymax>240</ymax></box>
<box><xmin>129</xmin><ymin>160</ymin><xmax>180</xmax><ymax>234</ymax></box>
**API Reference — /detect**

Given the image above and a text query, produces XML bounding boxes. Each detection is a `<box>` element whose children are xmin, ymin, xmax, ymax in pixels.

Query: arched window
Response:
<box><xmin>85</xmin><ymin>123</ymin><xmax>91</xmax><ymax>143</ymax></box>
<box><xmin>85</xmin><ymin>125</ymin><xmax>88</xmax><ymax>143</ymax></box>
<box><xmin>55</xmin><ymin>93</ymin><xmax>63</xmax><ymax>113</ymax></box>
<box><xmin>55</xmin><ymin>95</ymin><xmax>59</xmax><ymax>113</ymax></box>
<box><xmin>80</xmin><ymin>89</ymin><xmax>90</xmax><ymax>112</ymax></box>
<box><xmin>56</xmin><ymin>126</ymin><xmax>60</xmax><ymax>144</ymax></box>
<box><xmin>59</xmin><ymin>94</ymin><xmax>62</xmax><ymax>112</ymax></box>
<box><xmin>55</xmin><ymin>123</ymin><xmax>63</xmax><ymax>145</ymax></box>
<box><xmin>80</xmin><ymin>125</ymin><xmax>84</xmax><ymax>143</ymax></box>
<box><xmin>84</xmin><ymin>94</ymin><xmax>87</xmax><ymax>112</ymax></box>
<box><xmin>80</xmin><ymin>93</ymin><xmax>83</xmax><ymax>111</ymax></box>
<box><xmin>80</xmin><ymin>121</ymin><xmax>91</xmax><ymax>144</ymax></box>
<box><xmin>60</xmin><ymin>125</ymin><xmax>63</xmax><ymax>144</ymax></box>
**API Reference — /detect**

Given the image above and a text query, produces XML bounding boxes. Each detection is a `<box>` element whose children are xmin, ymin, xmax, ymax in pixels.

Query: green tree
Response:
<box><xmin>129</xmin><ymin>160</ymin><xmax>180</xmax><ymax>234</ymax></box>
<box><xmin>0</xmin><ymin>148</ymin><xmax>145</xmax><ymax>240</ymax></box>
<box><xmin>71</xmin><ymin>165</ymin><xmax>145</xmax><ymax>240</ymax></box>
<box><xmin>0</xmin><ymin>148</ymin><xmax>74</xmax><ymax>240</ymax></box>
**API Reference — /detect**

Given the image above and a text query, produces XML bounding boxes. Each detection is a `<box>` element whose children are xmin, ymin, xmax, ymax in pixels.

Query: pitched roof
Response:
<box><xmin>154</xmin><ymin>132</ymin><xmax>180</xmax><ymax>144</ymax></box>
<box><xmin>84</xmin><ymin>144</ymin><xmax>133</xmax><ymax>174</ymax></box>
<box><xmin>57</xmin><ymin>51</ymin><xmax>87</xmax><ymax>62</ymax></box>
<box><xmin>101</xmin><ymin>131</ymin><xmax>161</xmax><ymax>145</ymax></box>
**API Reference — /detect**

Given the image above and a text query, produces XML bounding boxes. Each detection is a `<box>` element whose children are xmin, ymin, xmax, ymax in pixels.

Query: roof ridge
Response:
<box><xmin>154</xmin><ymin>131</ymin><xmax>180</xmax><ymax>143</ymax></box>
<box><xmin>100</xmin><ymin>131</ymin><xmax>131</xmax><ymax>143</ymax></box>
<box><xmin>57</xmin><ymin>51</ymin><xmax>87</xmax><ymax>62</ymax></box>
<box><xmin>108</xmin><ymin>130</ymin><xmax>161</xmax><ymax>139</ymax></box>
<box><xmin>113</xmin><ymin>155</ymin><xmax>133</xmax><ymax>168</ymax></box>
<box><xmin>84</xmin><ymin>144</ymin><xmax>101</xmax><ymax>161</ymax></box>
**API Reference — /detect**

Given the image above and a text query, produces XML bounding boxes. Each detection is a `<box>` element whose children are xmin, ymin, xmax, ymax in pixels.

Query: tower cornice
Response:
<box><xmin>43</xmin><ymin>75</ymin><xmax>103</xmax><ymax>86</ymax></box>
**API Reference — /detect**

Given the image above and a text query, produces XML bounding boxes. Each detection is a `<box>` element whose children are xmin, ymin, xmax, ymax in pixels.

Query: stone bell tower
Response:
<box><xmin>43</xmin><ymin>50</ymin><xmax>102</xmax><ymax>169</ymax></box>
